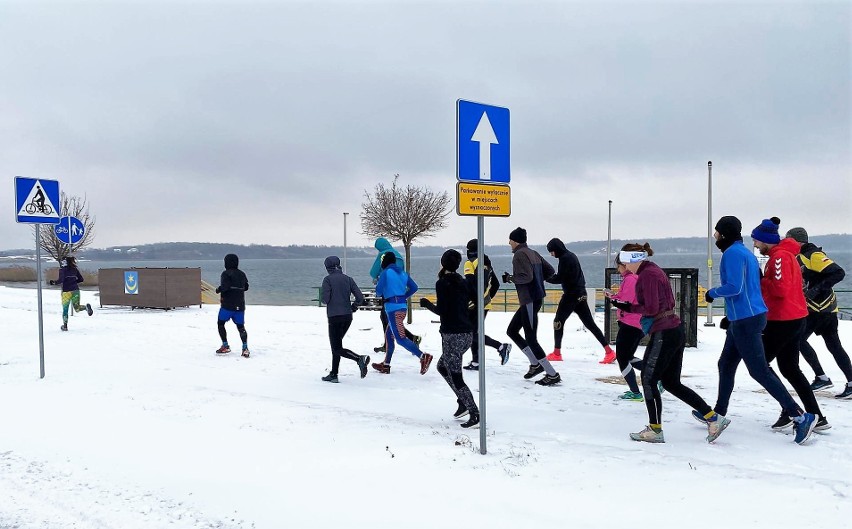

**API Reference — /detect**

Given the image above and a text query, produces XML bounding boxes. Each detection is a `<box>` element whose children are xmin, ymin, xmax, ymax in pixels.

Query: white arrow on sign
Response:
<box><xmin>471</xmin><ymin>111</ymin><xmax>498</xmax><ymax>180</ymax></box>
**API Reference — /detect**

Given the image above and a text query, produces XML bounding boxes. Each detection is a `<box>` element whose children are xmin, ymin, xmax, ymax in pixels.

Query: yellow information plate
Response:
<box><xmin>456</xmin><ymin>182</ymin><xmax>511</xmax><ymax>217</ymax></box>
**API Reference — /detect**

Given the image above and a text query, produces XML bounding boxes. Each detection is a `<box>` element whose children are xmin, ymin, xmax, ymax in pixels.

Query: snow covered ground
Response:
<box><xmin>2</xmin><ymin>285</ymin><xmax>851</xmax><ymax>528</ymax></box>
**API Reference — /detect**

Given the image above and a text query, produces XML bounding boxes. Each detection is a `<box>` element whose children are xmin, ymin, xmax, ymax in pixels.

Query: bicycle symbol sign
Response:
<box><xmin>14</xmin><ymin>176</ymin><xmax>60</xmax><ymax>224</ymax></box>
<box><xmin>54</xmin><ymin>216</ymin><xmax>85</xmax><ymax>244</ymax></box>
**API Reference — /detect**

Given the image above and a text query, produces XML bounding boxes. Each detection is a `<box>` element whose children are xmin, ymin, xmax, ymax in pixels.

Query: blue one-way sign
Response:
<box><xmin>15</xmin><ymin>176</ymin><xmax>60</xmax><ymax>224</ymax></box>
<box><xmin>457</xmin><ymin>100</ymin><xmax>510</xmax><ymax>183</ymax></box>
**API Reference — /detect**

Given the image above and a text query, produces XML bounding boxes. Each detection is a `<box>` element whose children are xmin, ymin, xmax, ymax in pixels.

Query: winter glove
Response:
<box><xmin>419</xmin><ymin>297</ymin><xmax>429</xmax><ymax>308</ymax></box>
<box><xmin>704</xmin><ymin>291</ymin><xmax>714</xmax><ymax>303</ymax></box>
<box><xmin>719</xmin><ymin>317</ymin><xmax>730</xmax><ymax>330</ymax></box>
<box><xmin>372</xmin><ymin>277</ymin><xmax>378</xmax><ymax>286</ymax></box>
<box><xmin>48</xmin><ymin>280</ymin><xmax>55</xmax><ymax>286</ymax></box>
<box><xmin>501</xmin><ymin>272</ymin><xmax>514</xmax><ymax>284</ymax></box>
<box><xmin>610</xmin><ymin>299</ymin><xmax>631</xmax><ymax>311</ymax></box>
<box><xmin>351</xmin><ymin>302</ymin><xmax>359</xmax><ymax>313</ymax></box>
<box><xmin>215</xmin><ymin>287</ymin><xmax>221</xmax><ymax>294</ymax></box>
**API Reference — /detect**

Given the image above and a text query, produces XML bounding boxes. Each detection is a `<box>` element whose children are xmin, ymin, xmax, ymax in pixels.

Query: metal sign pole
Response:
<box><xmin>35</xmin><ymin>228</ymin><xmax>46</xmax><ymax>378</ymax></box>
<box><xmin>476</xmin><ymin>216</ymin><xmax>486</xmax><ymax>454</ymax></box>
<box><xmin>705</xmin><ymin>161</ymin><xmax>715</xmax><ymax>327</ymax></box>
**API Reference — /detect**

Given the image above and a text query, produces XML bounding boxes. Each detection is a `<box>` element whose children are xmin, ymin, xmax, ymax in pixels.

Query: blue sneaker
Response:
<box><xmin>793</xmin><ymin>413</ymin><xmax>818</xmax><ymax>445</ymax></box>
<box><xmin>618</xmin><ymin>391</ymin><xmax>644</xmax><ymax>402</ymax></box>
<box><xmin>692</xmin><ymin>410</ymin><xmax>709</xmax><ymax>424</ymax></box>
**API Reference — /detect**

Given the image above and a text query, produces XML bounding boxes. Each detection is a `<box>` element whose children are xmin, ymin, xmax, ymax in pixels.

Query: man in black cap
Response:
<box><xmin>462</xmin><ymin>238</ymin><xmax>511</xmax><ymax>370</ymax></box>
<box><xmin>503</xmin><ymin>227</ymin><xmax>561</xmax><ymax>385</ymax></box>
<box><xmin>785</xmin><ymin>227</ymin><xmax>852</xmax><ymax>399</ymax></box>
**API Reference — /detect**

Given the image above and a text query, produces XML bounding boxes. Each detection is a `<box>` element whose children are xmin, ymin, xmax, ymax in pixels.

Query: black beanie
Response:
<box><xmin>381</xmin><ymin>251</ymin><xmax>396</xmax><ymax>269</ymax></box>
<box><xmin>714</xmin><ymin>216</ymin><xmax>742</xmax><ymax>240</ymax></box>
<box><xmin>224</xmin><ymin>253</ymin><xmax>239</xmax><ymax>270</ymax></box>
<box><xmin>441</xmin><ymin>249</ymin><xmax>462</xmax><ymax>272</ymax></box>
<box><xmin>509</xmin><ymin>227</ymin><xmax>527</xmax><ymax>244</ymax></box>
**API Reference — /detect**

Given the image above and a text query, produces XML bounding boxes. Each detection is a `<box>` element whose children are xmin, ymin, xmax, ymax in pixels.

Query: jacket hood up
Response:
<box><xmin>546</xmin><ymin>238</ymin><xmax>568</xmax><ymax>257</ymax></box>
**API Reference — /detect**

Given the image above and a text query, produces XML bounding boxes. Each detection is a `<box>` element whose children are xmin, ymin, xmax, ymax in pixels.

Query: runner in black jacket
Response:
<box><xmin>545</xmin><ymin>238</ymin><xmax>615</xmax><ymax>364</ymax></box>
<box><xmin>420</xmin><ymin>249</ymin><xmax>480</xmax><ymax>428</ymax></box>
<box><xmin>462</xmin><ymin>238</ymin><xmax>512</xmax><ymax>370</ymax></box>
<box><xmin>215</xmin><ymin>253</ymin><xmax>250</xmax><ymax>357</ymax></box>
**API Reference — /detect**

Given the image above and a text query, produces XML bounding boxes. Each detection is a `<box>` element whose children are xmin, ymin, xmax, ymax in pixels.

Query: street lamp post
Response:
<box><xmin>705</xmin><ymin>161</ymin><xmax>715</xmax><ymax>327</ymax></box>
<box><xmin>607</xmin><ymin>200</ymin><xmax>613</xmax><ymax>268</ymax></box>
<box><xmin>343</xmin><ymin>212</ymin><xmax>349</xmax><ymax>274</ymax></box>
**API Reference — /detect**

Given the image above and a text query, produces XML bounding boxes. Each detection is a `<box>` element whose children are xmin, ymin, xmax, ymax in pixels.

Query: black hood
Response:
<box><xmin>224</xmin><ymin>254</ymin><xmax>239</xmax><ymax>270</ymax></box>
<box><xmin>546</xmin><ymin>238</ymin><xmax>567</xmax><ymax>257</ymax></box>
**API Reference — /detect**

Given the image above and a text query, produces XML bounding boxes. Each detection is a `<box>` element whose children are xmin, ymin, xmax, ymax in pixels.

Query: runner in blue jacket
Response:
<box><xmin>372</xmin><ymin>252</ymin><xmax>433</xmax><ymax>375</ymax></box>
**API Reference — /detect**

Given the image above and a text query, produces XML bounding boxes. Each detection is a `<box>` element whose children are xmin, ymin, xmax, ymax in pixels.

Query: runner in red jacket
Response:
<box><xmin>752</xmin><ymin>217</ymin><xmax>827</xmax><ymax>435</ymax></box>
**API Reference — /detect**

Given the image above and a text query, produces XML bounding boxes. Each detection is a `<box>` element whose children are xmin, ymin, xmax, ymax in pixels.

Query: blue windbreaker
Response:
<box><xmin>707</xmin><ymin>240</ymin><xmax>767</xmax><ymax>321</ymax></box>
<box><xmin>376</xmin><ymin>264</ymin><xmax>418</xmax><ymax>313</ymax></box>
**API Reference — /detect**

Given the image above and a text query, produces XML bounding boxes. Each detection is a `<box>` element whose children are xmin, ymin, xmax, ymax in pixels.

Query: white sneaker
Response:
<box><xmin>706</xmin><ymin>415</ymin><xmax>731</xmax><ymax>443</ymax></box>
<box><xmin>630</xmin><ymin>425</ymin><xmax>665</xmax><ymax>443</ymax></box>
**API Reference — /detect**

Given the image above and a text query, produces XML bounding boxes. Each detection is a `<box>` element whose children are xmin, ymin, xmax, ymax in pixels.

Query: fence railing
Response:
<box><xmin>316</xmin><ymin>287</ymin><xmax>852</xmax><ymax>318</ymax></box>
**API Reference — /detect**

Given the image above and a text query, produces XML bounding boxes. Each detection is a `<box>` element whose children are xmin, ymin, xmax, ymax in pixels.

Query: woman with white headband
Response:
<box><xmin>607</xmin><ymin>244</ymin><xmax>646</xmax><ymax>401</ymax></box>
<box><xmin>607</xmin><ymin>242</ymin><xmax>730</xmax><ymax>444</ymax></box>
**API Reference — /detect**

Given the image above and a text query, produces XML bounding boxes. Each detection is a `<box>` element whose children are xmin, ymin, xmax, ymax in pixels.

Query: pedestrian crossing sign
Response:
<box><xmin>15</xmin><ymin>176</ymin><xmax>60</xmax><ymax>224</ymax></box>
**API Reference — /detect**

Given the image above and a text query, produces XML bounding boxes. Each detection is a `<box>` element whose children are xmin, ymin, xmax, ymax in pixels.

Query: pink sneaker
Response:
<box><xmin>546</xmin><ymin>349</ymin><xmax>563</xmax><ymax>362</ymax></box>
<box><xmin>599</xmin><ymin>345</ymin><xmax>616</xmax><ymax>364</ymax></box>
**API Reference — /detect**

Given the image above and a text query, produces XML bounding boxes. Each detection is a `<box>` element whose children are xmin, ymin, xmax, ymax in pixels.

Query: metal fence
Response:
<box><xmin>603</xmin><ymin>267</ymin><xmax>699</xmax><ymax>348</ymax></box>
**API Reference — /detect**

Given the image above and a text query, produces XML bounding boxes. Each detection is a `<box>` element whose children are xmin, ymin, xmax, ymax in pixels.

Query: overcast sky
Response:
<box><xmin>1</xmin><ymin>0</ymin><xmax>849</xmax><ymax>251</ymax></box>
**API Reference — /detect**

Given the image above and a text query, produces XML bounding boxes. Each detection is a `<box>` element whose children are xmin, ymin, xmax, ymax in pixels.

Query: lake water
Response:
<box><xmin>7</xmin><ymin>250</ymin><xmax>850</xmax><ymax>308</ymax></box>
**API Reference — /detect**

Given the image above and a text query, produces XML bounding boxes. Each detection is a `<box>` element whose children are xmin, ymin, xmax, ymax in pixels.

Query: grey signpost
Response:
<box><xmin>14</xmin><ymin>176</ymin><xmax>61</xmax><ymax>378</ymax></box>
<box><xmin>456</xmin><ymin>99</ymin><xmax>511</xmax><ymax>454</ymax></box>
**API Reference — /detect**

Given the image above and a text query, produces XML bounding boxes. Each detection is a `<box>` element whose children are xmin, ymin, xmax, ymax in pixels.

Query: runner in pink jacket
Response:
<box><xmin>609</xmin><ymin>252</ymin><xmax>645</xmax><ymax>401</ymax></box>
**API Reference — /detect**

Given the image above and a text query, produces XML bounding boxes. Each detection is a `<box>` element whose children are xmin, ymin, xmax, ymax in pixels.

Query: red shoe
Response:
<box><xmin>546</xmin><ymin>349</ymin><xmax>563</xmax><ymax>362</ymax></box>
<box><xmin>599</xmin><ymin>345</ymin><xmax>616</xmax><ymax>364</ymax></box>
<box><xmin>372</xmin><ymin>362</ymin><xmax>391</xmax><ymax>374</ymax></box>
<box><xmin>215</xmin><ymin>345</ymin><xmax>231</xmax><ymax>355</ymax></box>
<box><xmin>420</xmin><ymin>353</ymin><xmax>434</xmax><ymax>375</ymax></box>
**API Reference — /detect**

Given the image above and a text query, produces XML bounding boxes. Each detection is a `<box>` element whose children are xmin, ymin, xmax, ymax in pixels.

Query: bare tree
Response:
<box><xmin>361</xmin><ymin>174</ymin><xmax>451</xmax><ymax>322</ymax></box>
<box><xmin>33</xmin><ymin>192</ymin><xmax>96</xmax><ymax>266</ymax></box>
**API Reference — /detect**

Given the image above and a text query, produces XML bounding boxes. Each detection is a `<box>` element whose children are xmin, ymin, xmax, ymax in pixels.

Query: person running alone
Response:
<box><xmin>605</xmin><ymin>248</ymin><xmax>645</xmax><ymax>401</ymax></box>
<box><xmin>609</xmin><ymin>244</ymin><xmax>730</xmax><ymax>444</ymax></box>
<box><xmin>49</xmin><ymin>256</ymin><xmax>93</xmax><ymax>331</ymax></box>
<box><xmin>701</xmin><ymin>216</ymin><xmax>817</xmax><ymax>445</ymax></box>
<box><xmin>462</xmin><ymin>238</ymin><xmax>511</xmax><ymax>370</ymax></box>
<box><xmin>372</xmin><ymin>252</ymin><xmax>433</xmax><ymax>374</ymax></box>
<box><xmin>420</xmin><ymin>249</ymin><xmax>480</xmax><ymax>428</ymax></box>
<box><xmin>320</xmin><ymin>256</ymin><xmax>369</xmax><ymax>383</ymax></box>
<box><xmin>545</xmin><ymin>237</ymin><xmax>615</xmax><ymax>364</ymax></box>
<box><xmin>751</xmin><ymin>218</ymin><xmax>828</xmax><ymax>433</ymax></box>
<box><xmin>503</xmin><ymin>227</ymin><xmax>561</xmax><ymax>386</ymax></box>
<box><xmin>369</xmin><ymin>238</ymin><xmax>421</xmax><ymax>353</ymax></box>
<box><xmin>215</xmin><ymin>253</ymin><xmax>250</xmax><ymax>358</ymax></box>
<box><xmin>785</xmin><ymin>227</ymin><xmax>852</xmax><ymax>399</ymax></box>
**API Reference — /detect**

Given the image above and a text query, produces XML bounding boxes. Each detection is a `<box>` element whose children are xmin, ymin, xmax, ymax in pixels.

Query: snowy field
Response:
<box><xmin>2</xmin><ymin>285</ymin><xmax>851</xmax><ymax>528</ymax></box>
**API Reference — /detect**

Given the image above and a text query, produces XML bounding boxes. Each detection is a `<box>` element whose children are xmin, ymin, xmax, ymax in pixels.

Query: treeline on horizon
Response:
<box><xmin>3</xmin><ymin>234</ymin><xmax>850</xmax><ymax>261</ymax></box>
